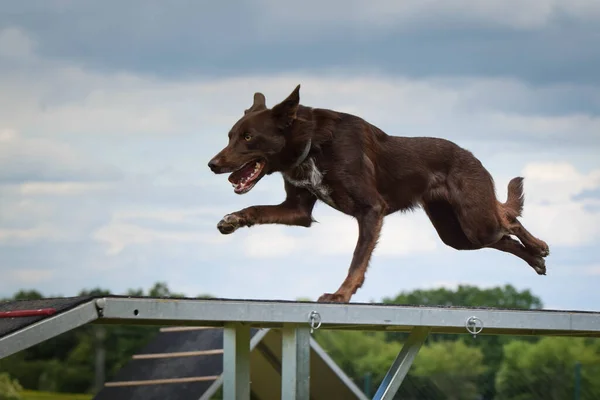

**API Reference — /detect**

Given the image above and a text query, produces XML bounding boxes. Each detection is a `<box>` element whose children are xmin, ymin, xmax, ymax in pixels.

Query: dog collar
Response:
<box><xmin>290</xmin><ymin>139</ymin><xmax>312</xmax><ymax>169</ymax></box>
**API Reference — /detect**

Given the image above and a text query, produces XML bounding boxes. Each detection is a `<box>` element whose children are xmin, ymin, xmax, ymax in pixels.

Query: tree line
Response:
<box><xmin>1</xmin><ymin>283</ymin><xmax>599</xmax><ymax>400</ymax></box>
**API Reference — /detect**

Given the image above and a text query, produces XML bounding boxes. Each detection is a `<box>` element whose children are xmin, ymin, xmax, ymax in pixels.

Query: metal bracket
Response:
<box><xmin>308</xmin><ymin>311</ymin><xmax>322</xmax><ymax>334</ymax></box>
<box><xmin>465</xmin><ymin>316</ymin><xmax>484</xmax><ymax>338</ymax></box>
<box><xmin>95</xmin><ymin>298</ymin><xmax>106</xmax><ymax>317</ymax></box>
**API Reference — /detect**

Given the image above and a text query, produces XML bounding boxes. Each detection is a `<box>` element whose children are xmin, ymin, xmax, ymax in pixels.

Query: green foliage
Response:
<box><xmin>315</xmin><ymin>330</ymin><xmax>488</xmax><ymax>399</ymax></box>
<box><xmin>0</xmin><ymin>373</ymin><xmax>23</xmax><ymax>400</ymax></box>
<box><xmin>383</xmin><ymin>284</ymin><xmax>543</xmax><ymax>310</ymax></box>
<box><xmin>412</xmin><ymin>341</ymin><xmax>487</xmax><ymax>400</ymax></box>
<box><xmin>496</xmin><ymin>337</ymin><xmax>600</xmax><ymax>400</ymax></box>
<box><xmin>11</xmin><ymin>291</ymin><xmax>44</xmax><ymax>302</ymax></box>
<box><xmin>20</xmin><ymin>390</ymin><xmax>92</xmax><ymax>400</ymax></box>
<box><xmin>314</xmin><ymin>330</ymin><xmax>403</xmax><ymax>386</ymax></box>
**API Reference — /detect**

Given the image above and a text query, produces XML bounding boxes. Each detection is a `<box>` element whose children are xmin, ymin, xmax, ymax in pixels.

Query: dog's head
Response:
<box><xmin>208</xmin><ymin>84</ymin><xmax>305</xmax><ymax>194</ymax></box>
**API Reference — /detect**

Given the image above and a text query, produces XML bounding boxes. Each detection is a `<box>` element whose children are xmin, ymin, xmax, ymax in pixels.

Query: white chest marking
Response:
<box><xmin>283</xmin><ymin>158</ymin><xmax>336</xmax><ymax>207</ymax></box>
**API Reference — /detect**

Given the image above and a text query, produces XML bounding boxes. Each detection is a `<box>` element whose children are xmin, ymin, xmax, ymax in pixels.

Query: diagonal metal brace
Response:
<box><xmin>372</xmin><ymin>326</ymin><xmax>431</xmax><ymax>400</ymax></box>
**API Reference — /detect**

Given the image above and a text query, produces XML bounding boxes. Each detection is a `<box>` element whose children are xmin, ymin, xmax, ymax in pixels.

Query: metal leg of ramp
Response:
<box><xmin>372</xmin><ymin>326</ymin><xmax>431</xmax><ymax>400</ymax></box>
<box><xmin>281</xmin><ymin>324</ymin><xmax>311</xmax><ymax>400</ymax></box>
<box><xmin>221</xmin><ymin>322</ymin><xmax>312</xmax><ymax>400</ymax></box>
<box><xmin>223</xmin><ymin>322</ymin><xmax>251</xmax><ymax>400</ymax></box>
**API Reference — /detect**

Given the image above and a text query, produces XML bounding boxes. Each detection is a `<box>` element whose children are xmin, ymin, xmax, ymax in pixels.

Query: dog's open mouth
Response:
<box><xmin>228</xmin><ymin>159</ymin><xmax>266</xmax><ymax>194</ymax></box>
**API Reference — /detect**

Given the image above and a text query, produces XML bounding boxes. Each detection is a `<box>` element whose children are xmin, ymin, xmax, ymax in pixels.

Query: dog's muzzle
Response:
<box><xmin>208</xmin><ymin>157</ymin><xmax>231</xmax><ymax>174</ymax></box>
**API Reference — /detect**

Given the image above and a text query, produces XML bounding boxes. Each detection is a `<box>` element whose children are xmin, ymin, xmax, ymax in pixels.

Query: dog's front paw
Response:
<box><xmin>317</xmin><ymin>292</ymin><xmax>349</xmax><ymax>303</ymax></box>
<box><xmin>217</xmin><ymin>214</ymin><xmax>244</xmax><ymax>234</ymax></box>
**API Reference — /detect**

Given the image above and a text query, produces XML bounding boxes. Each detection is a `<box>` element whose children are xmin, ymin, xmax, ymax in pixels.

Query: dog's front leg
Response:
<box><xmin>217</xmin><ymin>183</ymin><xmax>317</xmax><ymax>234</ymax></box>
<box><xmin>318</xmin><ymin>202</ymin><xmax>385</xmax><ymax>303</ymax></box>
<box><xmin>217</xmin><ymin>203</ymin><xmax>313</xmax><ymax>234</ymax></box>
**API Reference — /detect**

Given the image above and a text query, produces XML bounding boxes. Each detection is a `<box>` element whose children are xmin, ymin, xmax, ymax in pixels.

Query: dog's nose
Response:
<box><xmin>208</xmin><ymin>159</ymin><xmax>220</xmax><ymax>173</ymax></box>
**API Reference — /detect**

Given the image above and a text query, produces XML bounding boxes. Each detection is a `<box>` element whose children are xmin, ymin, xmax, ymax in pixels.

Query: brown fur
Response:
<box><xmin>208</xmin><ymin>85</ymin><xmax>550</xmax><ymax>303</ymax></box>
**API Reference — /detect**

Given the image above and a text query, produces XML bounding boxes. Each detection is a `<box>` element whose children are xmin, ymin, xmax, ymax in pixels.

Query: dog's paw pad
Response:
<box><xmin>217</xmin><ymin>214</ymin><xmax>242</xmax><ymax>234</ymax></box>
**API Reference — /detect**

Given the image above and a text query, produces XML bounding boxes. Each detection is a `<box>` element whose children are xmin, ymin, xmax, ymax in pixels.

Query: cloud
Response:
<box><xmin>522</xmin><ymin>162</ymin><xmax>600</xmax><ymax>204</ymax></box>
<box><xmin>3</xmin><ymin>40</ymin><xmax>599</xmax><ymax>151</ymax></box>
<box><xmin>242</xmin><ymin>226</ymin><xmax>300</xmax><ymax>258</ymax></box>
<box><xmin>14</xmin><ymin>182</ymin><xmax>114</xmax><ymax>196</ymax></box>
<box><xmin>304</xmin><ymin>211</ymin><xmax>438</xmax><ymax>257</ymax></box>
<box><xmin>7</xmin><ymin>268</ymin><xmax>55</xmax><ymax>286</ymax></box>
<box><xmin>0</xmin><ymin>26</ymin><xmax>35</xmax><ymax>60</ymax></box>
<box><xmin>259</xmin><ymin>0</ymin><xmax>600</xmax><ymax>31</ymax></box>
<box><xmin>507</xmin><ymin>162</ymin><xmax>600</xmax><ymax>247</ymax></box>
<box><xmin>0</xmin><ymin>129</ymin><xmax>121</xmax><ymax>183</ymax></box>
<box><xmin>92</xmin><ymin>207</ymin><xmax>234</xmax><ymax>256</ymax></box>
<box><xmin>585</xmin><ymin>265</ymin><xmax>600</xmax><ymax>275</ymax></box>
<box><xmin>1</xmin><ymin>26</ymin><xmax>598</xmax><ymax>153</ymax></box>
<box><xmin>0</xmin><ymin>225</ymin><xmax>62</xmax><ymax>243</ymax></box>
<box><xmin>2</xmin><ymin>3</ymin><xmax>600</xmax><ymax>85</ymax></box>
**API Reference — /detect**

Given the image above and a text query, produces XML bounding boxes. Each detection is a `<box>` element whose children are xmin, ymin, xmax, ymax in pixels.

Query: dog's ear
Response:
<box><xmin>271</xmin><ymin>84</ymin><xmax>300</xmax><ymax>128</ymax></box>
<box><xmin>244</xmin><ymin>92</ymin><xmax>267</xmax><ymax>115</ymax></box>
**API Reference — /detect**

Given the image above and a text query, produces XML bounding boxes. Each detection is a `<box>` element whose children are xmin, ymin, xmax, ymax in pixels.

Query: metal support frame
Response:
<box><xmin>0</xmin><ymin>301</ymin><xmax>99</xmax><ymax>359</ymax></box>
<box><xmin>223</xmin><ymin>322</ymin><xmax>251</xmax><ymax>400</ymax></box>
<box><xmin>281</xmin><ymin>324</ymin><xmax>311</xmax><ymax>400</ymax></box>
<box><xmin>2</xmin><ymin>296</ymin><xmax>600</xmax><ymax>399</ymax></box>
<box><xmin>373</xmin><ymin>327</ymin><xmax>431</xmax><ymax>399</ymax></box>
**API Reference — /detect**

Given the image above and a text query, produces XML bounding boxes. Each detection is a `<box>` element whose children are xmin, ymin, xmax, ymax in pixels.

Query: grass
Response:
<box><xmin>20</xmin><ymin>390</ymin><xmax>93</xmax><ymax>400</ymax></box>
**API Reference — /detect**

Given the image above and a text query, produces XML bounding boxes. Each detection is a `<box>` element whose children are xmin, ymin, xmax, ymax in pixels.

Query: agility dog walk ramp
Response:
<box><xmin>2</xmin><ymin>295</ymin><xmax>600</xmax><ymax>399</ymax></box>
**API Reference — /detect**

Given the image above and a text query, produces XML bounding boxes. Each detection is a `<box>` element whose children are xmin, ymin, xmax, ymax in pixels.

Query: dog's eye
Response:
<box><xmin>243</xmin><ymin>133</ymin><xmax>252</xmax><ymax>141</ymax></box>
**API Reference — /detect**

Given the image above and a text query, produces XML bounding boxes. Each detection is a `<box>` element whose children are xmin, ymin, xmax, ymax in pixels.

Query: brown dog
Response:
<box><xmin>208</xmin><ymin>85</ymin><xmax>550</xmax><ymax>303</ymax></box>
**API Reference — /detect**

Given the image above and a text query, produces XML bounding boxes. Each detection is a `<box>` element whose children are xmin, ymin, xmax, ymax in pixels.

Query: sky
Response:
<box><xmin>0</xmin><ymin>0</ymin><xmax>599</xmax><ymax>311</ymax></box>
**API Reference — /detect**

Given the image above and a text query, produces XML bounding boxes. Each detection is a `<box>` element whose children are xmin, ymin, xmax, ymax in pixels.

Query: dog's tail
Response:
<box><xmin>504</xmin><ymin>177</ymin><xmax>525</xmax><ymax>218</ymax></box>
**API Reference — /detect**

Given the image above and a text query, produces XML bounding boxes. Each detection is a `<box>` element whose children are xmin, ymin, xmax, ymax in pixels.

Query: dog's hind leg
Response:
<box><xmin>217</xmin><ymin>181</ymin><xmax>317</xmax><ymax>234</ymax></box>
<box><xmin>317</xmin><ymin>200</ymin><xmax>385</xmax><ymax>303</ymax></box>
<box><xmin>487</xmin><ymin>236</ymin><xmax>546</xmax><ymax>275</ymax></box>
<box><xmin>422</xmin><ymin>200</ymin><xmax>479</xmax><ymax>250</ymax></box>
<box><xmin>445</xmin><ymin>171</ymin><xmax>505</xmax><ymax>250</ymax></box>
<box><xmin>446</xmin><ymin>165</ymin><xmax>549</xmax><ymax>274</ymax></box>
<box><xmin>422</xmin><ymin>192</ymin><xmax>547</xmax><ymax>275</ymax></box>
<box><xmin>497</xmin><ymin>177</ymin><xmax>550</xmax><ymax>257</ymax></box>
<box><xmin>422</xmin><ymin>199</ymin><xmax>546</xmax><ymax>275</ymax></box>
<box><xmin>504</xmin><ymin>218</ymin><xmax>550</xmax><ymax>258</ymax></box>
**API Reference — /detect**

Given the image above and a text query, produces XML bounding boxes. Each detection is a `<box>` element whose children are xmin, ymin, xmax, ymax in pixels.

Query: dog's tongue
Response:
<box><xmin>228</xmin><ymin>162</ymin><xmax>256</xmax><ymax>184</ymax></box>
